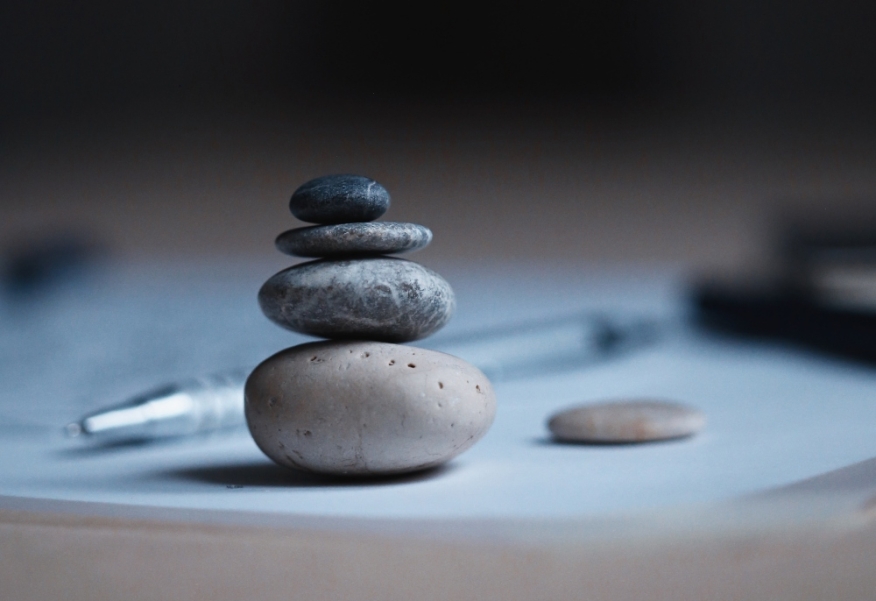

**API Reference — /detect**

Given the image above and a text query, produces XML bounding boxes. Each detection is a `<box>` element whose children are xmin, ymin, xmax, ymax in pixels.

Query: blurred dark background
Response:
<box><xmin>4</xmin><ymin>0</ymin><xmax>876</xmax><ymax>117</ymax></box>
<box><xmin>5</xmin><ymin>0</ymin><xmax>876</xmax><ymax>118</ymax></box>
<box><xmin>1</xmin><ymin>1</ymin><xmax>876</xmax><ymax>268</ymax></box>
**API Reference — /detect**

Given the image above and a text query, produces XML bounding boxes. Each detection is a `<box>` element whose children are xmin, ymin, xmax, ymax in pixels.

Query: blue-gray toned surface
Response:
<box><xmin>2</xmin><ymin>261</ymin><xmax>876</xmax><ymax>520</ymax></box>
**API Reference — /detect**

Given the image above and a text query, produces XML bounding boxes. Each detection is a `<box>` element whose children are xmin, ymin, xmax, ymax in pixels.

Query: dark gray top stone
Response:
<box><xmin>289</xmin><ymin>174</ymin><xmax>390</xmax><ymax>224</ymax></box>
<box><xmin>275</xmin><ymin>222</ymin><xmax>433</xmax><ymax>258</ymax></box>
<box><xmin>258</xmin><ymin>257</ymin><xmax>455</xmax><ymax>342</ymax></box>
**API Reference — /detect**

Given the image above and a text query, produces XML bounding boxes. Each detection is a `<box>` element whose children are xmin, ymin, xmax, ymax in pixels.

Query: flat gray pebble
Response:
<box><xmin>259</xmin><ymin>257</ymin><xmax>455</xmax><ymax>342</ymax></box>
<box><xmin>289</xmin><ymin>174</ymin><xmax>390</xmax><ymax>224</ymax></box>
<box><xmin>548</xmin><ymin>399</ymin><xmax>705</xmax><ymax>443</ymax></box>
<box><xmin>275</xmin><ymin>222</ymin><xmax>432</xmax><ymax>258</ymax></box>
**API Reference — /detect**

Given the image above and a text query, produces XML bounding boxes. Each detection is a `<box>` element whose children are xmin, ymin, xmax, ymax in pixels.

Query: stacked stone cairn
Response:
<box><xmin>245</xmin><ymin>174</ymin><xmax>496</xmax><ymax>476</ymax></box>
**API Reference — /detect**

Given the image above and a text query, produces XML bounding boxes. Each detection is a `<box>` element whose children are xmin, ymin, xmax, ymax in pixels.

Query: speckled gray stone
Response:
<box><xmin>289</xmin><ymin>174</ymin><xmax>390</xmax><ymax>224</ymax></box>
<box><xmin>275</xmin><ymin>222</ymin><xmax>432</xmax><ymax>258</ymax></box>
<box><xmin>548</xmin><ymin>399</ymin><xmax>705</xmax><ymax>443</ymax></box>
<box><xmin>259</xmin><ymin>257</ymin><xmax>455</xmax><ymax>342</ymax></box>
<box><xmin>245</xmin><ymin>340</ymin><xmax>496</xmax><ymax>476</ymax></box>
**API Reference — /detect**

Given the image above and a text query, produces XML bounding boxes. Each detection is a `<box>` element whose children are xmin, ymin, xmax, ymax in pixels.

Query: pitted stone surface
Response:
<box><xmin>258</xmin><ymin>257</ymin><xmax>455</xmax><ymax>342</ymax></box>
<box><xmin>245</xmin><ymin>340</ymin><xmax>496</xmax><ymax>476</ymax></box>
<box><xmin>275</xmin><ymin>222</ymin><xmax>432</xmax><ymax>258</ymax></box>
<box><xmin>548</xmin><ymin>399</ymin><xmax>705</xmax><ymax>443</ymax></box>
<box><xmin>289</xmin><ymin>174</ymin><xmax>390</xmax><ymax>224</ymax></box>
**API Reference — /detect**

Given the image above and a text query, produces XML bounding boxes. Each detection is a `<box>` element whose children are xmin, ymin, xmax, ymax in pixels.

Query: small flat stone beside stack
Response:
<box><xmin>246</xmin><ymin>174</ymin><xmax>496</xmax><ymax>476</ymax></box>
<box><xmin>547</xmin><ymin>399</ymin><xmax>705</xmax><ymax>444</ymax></box>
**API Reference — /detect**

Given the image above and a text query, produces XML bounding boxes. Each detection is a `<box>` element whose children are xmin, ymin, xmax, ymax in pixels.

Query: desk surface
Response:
<box><xmin>3</xmin><ymin>261</ymin><xmax>876</xmax><ymax>599</ymax></box>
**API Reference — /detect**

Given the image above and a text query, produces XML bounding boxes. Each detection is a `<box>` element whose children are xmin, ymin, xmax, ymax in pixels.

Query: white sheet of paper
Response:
<box><xmin>2</xmin><ymin>259</ymin><xmax>876</xmax><ymax>520</ymax></box>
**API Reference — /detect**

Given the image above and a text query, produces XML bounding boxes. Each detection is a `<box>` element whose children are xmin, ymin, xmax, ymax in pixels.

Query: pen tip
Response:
<box><xmin>64</xmin><ymin>422</ymin><xmax>83</xmax><ymax>438</ymax></box>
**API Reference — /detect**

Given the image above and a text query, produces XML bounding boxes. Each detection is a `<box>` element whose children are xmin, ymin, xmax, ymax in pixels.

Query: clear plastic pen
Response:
<box><xmin>66</xmin><ymin>314</ymin><xmax>658</xmax><ymax>443</ymax></box>
<box><xmin>65</xmin><ymin>370</ymin><xmax>249</xmax><ymax>442</ymax></box>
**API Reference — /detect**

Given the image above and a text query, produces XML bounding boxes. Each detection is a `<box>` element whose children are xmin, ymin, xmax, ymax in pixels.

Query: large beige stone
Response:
<box><xmin>245</xmin><ymin>340</ymin><xmax>496</xmax><ymax>476</ymax></box>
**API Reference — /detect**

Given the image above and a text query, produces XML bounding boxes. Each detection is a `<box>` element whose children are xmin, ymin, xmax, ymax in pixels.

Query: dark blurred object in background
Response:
<box><xmin>2</xmin><ymin>0</ymin><xmax>876</xmax><ymax>129</ymax></box>
<box><xmin>2</xmin><ymin>233</ymin><xmax>105</xmax><ymax>299</ymax></box>
<box><xmin>777</xmin><ymin>208</ymin><xmax>876</xmax><ymax>311</ymax></box>
<box><xmin>695</xmin><ymin>279</ymin><xmax>876</xmax><ymax>366</ymax></box>
<box><xmin>695</xmin><ymin>205</ymin><xmax>876</xmax><ymax>364</ymax></box>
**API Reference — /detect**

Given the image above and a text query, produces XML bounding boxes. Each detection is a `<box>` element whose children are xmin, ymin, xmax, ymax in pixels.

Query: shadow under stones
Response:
<box><xmin>531</xmin><ymin>435</ymin><xmax>698</xmax><ymax>448</ymax></box>
<box><xmin>165</xmin><ymin>460</ymin><xmax>457</xmax><ymax>488</ymax></box>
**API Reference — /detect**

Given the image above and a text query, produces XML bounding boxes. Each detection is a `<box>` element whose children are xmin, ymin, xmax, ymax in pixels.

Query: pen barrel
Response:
<box><xmin>79</xmin><ymin>371</ymin><xmax>247</xmax><ymax>441</ymax></box>
<box><xmin>432</xmin><ymin>314</ymin><xmax>654</xmax><ymax>381</ymax></box>
<box><xmin>185</xmin><ymin>372</ymin><xmax>248</xmax><ymax>433</ymax></box>
<box><xmin>438</xmin><ymin>322</ymin><xmax>586</xmax><ymax>381</ymax></box>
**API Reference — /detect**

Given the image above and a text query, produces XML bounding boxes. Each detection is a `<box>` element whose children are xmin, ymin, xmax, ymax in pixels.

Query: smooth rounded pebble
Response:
<box><xmin>289</xmin><ymin>174</ymin><xmax>390</xmax><ymax>224</ymax></box>
<box><xmin>259</xmin><ymin>257</ymin><xmax>455</xmax><ymax>342</ymax></box>
<box><xmin>245</xmin><ymin>340</ymin><xmax>496</xmax><ymax>476</ymax></box>
<box><xmin>547</xmin><ymin>399</ymin><xmax>705</xmax><ymax>443</ymax></box>
<box><xmin>275</xmin><ymin>222</ymin><xmax>432</xmax><ymax>258</ymax></box>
